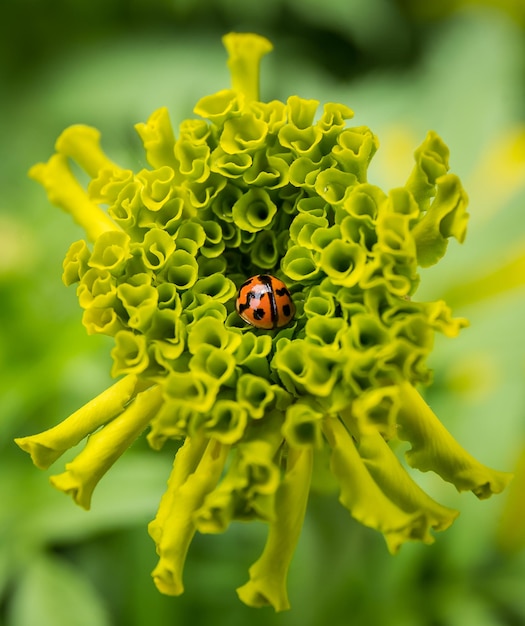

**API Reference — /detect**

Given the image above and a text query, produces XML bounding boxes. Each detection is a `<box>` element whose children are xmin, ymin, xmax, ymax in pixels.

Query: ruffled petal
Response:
<box><xmin>397</xmin><ymin>382</ymin><xmax>513</xmax><ymax>498</ymax></box>
<box><xmin>236</xmin><ymin>446</ymin><xmax>313</xmax><ymax>611</ymax></box>
<box><xmin>149</xmin><ymin>436</ymin><xmax>229</xmax><ymax>595</ymax></box>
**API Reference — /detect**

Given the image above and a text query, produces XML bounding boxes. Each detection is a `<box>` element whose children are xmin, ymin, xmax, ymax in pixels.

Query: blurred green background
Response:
<box><xmin>1</xmin><ymin>1</ymin><xmax>525</xmax><ymax>624</ymax></box>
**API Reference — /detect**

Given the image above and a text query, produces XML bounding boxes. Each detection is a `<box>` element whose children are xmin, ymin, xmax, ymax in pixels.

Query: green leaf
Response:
<box><xmin>8</xmin><ymin>555</ymin><xmax>111</xmax><ymax>626</ymax></box>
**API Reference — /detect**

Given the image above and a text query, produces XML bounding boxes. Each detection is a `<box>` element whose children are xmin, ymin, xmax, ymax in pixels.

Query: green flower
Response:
<box><xmin>16</xmin><ymin>33</ymin><xmax>511</xmax><ymax>611</ymax></box>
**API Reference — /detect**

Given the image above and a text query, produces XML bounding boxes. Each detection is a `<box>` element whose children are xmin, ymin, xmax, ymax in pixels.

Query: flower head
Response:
<box><xmin>16</xmin><ymin>33</ymin><xmax>511</xmax><ymax>611</ymax></box>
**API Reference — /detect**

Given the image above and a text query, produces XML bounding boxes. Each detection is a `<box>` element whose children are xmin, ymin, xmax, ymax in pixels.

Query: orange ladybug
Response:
<box><xmin>236</xmin><ymin>275</ymin><xmax>295</xmax><ymax>330</ymax></box>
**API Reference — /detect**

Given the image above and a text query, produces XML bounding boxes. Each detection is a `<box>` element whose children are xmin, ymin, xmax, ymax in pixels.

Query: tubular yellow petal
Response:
<box><xmin>222</xmin><ymin>33</ymin><xmax>273</xmax><ymax>103</ymax></box>
<box><xmin>134</xmin><ymin>107</ymin><xmax>177</xmax><ymax>170</ymax></box>
<box><xmin>322</xmin><ymin>416</ymin><xmax>422</xmax><ymax>553</ymax></box>
<box><xmin>150</xmin><ymin>437</ymin><xmax>229</xmax><ymax>596</ymax></box>
<box><xmin>49</xmin><ymin>385</ymin><xmax>163</xmax><ymax>509</ymax></box>
<box><xmin>148</xmin><ymin>433</ymin><xmax>209</xmax><ymax>545</ymax></box>
<box><xmin>397</xmin><ymin>382</ymin><xmax>513</xmax><ymax>498</ymax></box>
<box><xmin>55</xmin><ymin>125</ymin><xmax>118</xmax><ymax>178</ymax></box>
<box><xmin>359</xmin><ymin>430</ymin><xmax>459</xmax><ymax>541</ymax></box>
<box><xmin>29</xmin><ymin>154</ymin><xmax>120</xmax><ymax>241</ymax></box>
<box><xmin>14</xmin><ymin>375</ymin><xmax>141</xmax><ymax>469</ymax></box>
<box><xmin>236</xmin><ymin>446</ymin><xmax>313</xmax><ymax>612</ymax></box>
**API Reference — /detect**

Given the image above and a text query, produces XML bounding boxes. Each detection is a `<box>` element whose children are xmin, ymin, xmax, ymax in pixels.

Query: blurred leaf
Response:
<box><xmin>7</xmin><ymin>555</ymin><xmax>111</xmax><ymax>626</ymax></box>
<box><xmin>497</xmin><ymin>445</ymin><xmax>525</xmax><ymax>553</ymax></box>
<box><xmin>16</xmin><ymin>451</ymin><xmax>174</xmax><ymax>546</ymax></box>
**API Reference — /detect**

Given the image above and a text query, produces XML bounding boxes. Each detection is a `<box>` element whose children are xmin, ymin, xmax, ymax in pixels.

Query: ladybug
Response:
<box><xmin>236</xmin><ymin>274</ymin><xmax>295</xmax><ymax>330</ymax></box>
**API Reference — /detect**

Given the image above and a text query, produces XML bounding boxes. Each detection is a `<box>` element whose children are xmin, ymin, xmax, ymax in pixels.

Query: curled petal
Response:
<box><xmin>134</xmin><ymin>107</ymin><xmax>177</xmax><ymax>169</ymax></box>
<box><xmin>49</xmin><ymin>385</ymin><xmax>163</xmax><ymax>509</ymax></box>
<box><xmin>318</xmin><ymin>239</ymin><xmax>367</xmax><ymax>287</ymax></box>
<box><xmin>285</xmin><ymin>95</ymin><xmax>319</xmax><ymax>130</ymax></box>
<box><xmin>202</xmin><ymin>400</ymin><xmax>248</xmax><ymax>444</ymax></box>
<box><xmin>192</xmin><ymin>274</ymin><xmax>236</xmax><ymax>302</ymax></box>
<box><xmin>231</xmin><ymin>188</ymin><xmax>277</xmax><ymax>232</ymax></box>
<box><xmin>163</xmin><ymin>249</ymin><xmax>199</xmax><ymax>290</ymax></box>
<box><xmin>317</xmin><ymin>102</ymin><xmax>354</xmax><ymax>139</ymax></box>
<box><xmin>117</xmin><ymin>282</ymin><xmax>158</xmax><ymax>331</ymax></box>
<box><xmin>220</xmin><ymin>114</ymin><xmax>268</xmax><ymax>154</ymax></box>
<box><xmin>187</xmin><ymin>317</ymin><xmax>241</xmax><ymax>354</ymax></box>
<box><xmin>15</xmin><ymin>375</ymin><xmax>141</xmax><ymax>469</ymax></box>
<box><xmin>62</xmin><ymin>240</ymin><xmax>91</xmax><ymax>286</ymax></box>
<box><xmin>344</xmin><ymin>384</ymin><xmax>401</xmax><ymax>440</ymax></box>
<box><xmin>282</xmin><ymin>402</ymin><xmax>324</xmax><ymax>448</ymax></box>
<box><xmin>163</xmin><ymin>371</ymin><xmax>219</xmax><ymax>414</ymax></box>
<box><xmin>235</xmin><ymin>333</ymin><xmax>272</xmax><ymax>378</ymax></box>
<box><xmin>236</xmin><ymin>374</ymin><xmax>275</xmax><ymax>419</ymax></box>
<box><xmin>322</xmin><ymin>416</ymin><xmax>423</xmax><ymax>553</ymax></box>
<box><xmin>358</xmin><ymin>430</ymin><xmax>459</xmax><ymax>542</ymax></box>
<box><xmin>149</xmin><ymin>436</ymin><xmax>230</xmax><ymax>595</ymax></box>
<box><xmin>189</xmin><ymin>346</ymin><xmax>237</xmax><ymax>386</ymax></box>
<box><xmin>211</xmin><ymin>147</ymin><xmax>252</xmax><ymax>178</ymax></box>
<box><xmin>147</xmin><ymin>401</ymin><xmax>197</xmax><ymax>449</ymax></box>
<box><xmin>273</xmin><ymin>341</ymin><xmax>341</xmax><ymax>397</ymax></box>
<box><xmin>174</xmin><ymin>141</ymin><xmax>210</xmax><ymax>183</ymax></box>
<box><xmin>289</xmin><ymin>212</ymin><xmax>329</xmax><ymax>248</ymax></box>
<box><xmin>397</xmin><ymin>382</ymin><xmax>513</xmax><ymax>498</ymax></box>
<box><xmin>137</xmin><ymin>166</ymin><xmax>177</xmax><ymax>212</ymax></box>
<box><xmin>250</xmin><ymin>230</ymin><xmax>280</xmax><ymax>268</ymax></box>
<box><xmin>304</xmin><ymin>316</ymin><xmax>346</xmax><ymax>348</ymax></box>
<box><xmin>281</xmin><ymin>245</ymin><xmax>321</xmax><ymax>282</ymax></box>
<box><xmin>77</xmin><ymin>268</ymin><xmax>117</xmax><ymax>310</ymax></box>
<box><xmin>412</xmin><ymin>173</ymin><xmax>469</xmax><ymax>267</ymax></box>
<box><xmin>88</xmin><ymin>230</ymin><xmax>131</xmax><ymax>273</ymax></box>
<box><xmin>138</xmin><ymin>228</ymin><xmax>176</xmax><ymax>271</ymax></box>
<box><xmin>236</xmin><ymin>446</ymin><xmax>313</xmax><ymax>611</ymax></box>
<box><xmin>332</xmin><ymin>126</ymin><xmax>379</xmax><ymax>180</ymax></box>
<box><xmin>406</xmin><ymin>130</ymin><xmax>450</xmax><ymax>209</ymax></box>
<box><xmin>195</xmin><ymin>415</ymin><xmax>284</xmax><ymax>532</ymax></box>
<box><xmin>111</xmin><ymin>331</ymin><xmax>150</xmax><ymax>376</ymax></box>
<box><xmin>82</xmin><ymin>306</ymin><xmax>124</xmax><ymax>336</ymax></box>
<box><xmin>194</xmin><ymin>89</ymin><xmax>243</xmax><ymax>126</ymax></box>
<box><xmin>315</xmin><ymin>167</ymin><xmax>357</xmax><ymax>205</ymax></box>
<box><xmin>88</xmin><ymin>167</ymin><xmax>135</xmax><ymax>205</ymax></box>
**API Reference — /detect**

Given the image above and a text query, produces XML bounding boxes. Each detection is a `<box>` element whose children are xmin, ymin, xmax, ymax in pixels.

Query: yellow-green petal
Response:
<box><xmin>397</xmin><ymin>382</ymin><xmax>513</xmax><ymax>498</ymax></box>
<box><xmin>29</xmin><ymin>154</ymin><xmax>120</xmax><ymax>241</ymax></box>
<box><xmin>14</xmin><ymin>375</ymin><xmax>141</xmax><ymax>469</ymax></box>
<box><xmin>322</xmin><ymin>416</ymin><xmax>422</xmax><ymax>553</ymax></box>
<box><xmin>50</xmin><ymin>385</ymin><xmax>163</xmax><ymax>509</ymax></box>
<box><xmin>55</xmin><ymin>125</ymin><xmax>118</xmax><ymax>178</ymax></box>
<box><xmin>222</xmin><ymin>32</ymin><xmax>273</xmax><ymax>103</ymax></box>
<box><xmin>150</xmin><ymin>437</ymin><xmax>229</xmax><ymax>595</ymax></box>
<box><xmin>236</xmin><ymin>446</ymin><xmax>313</xmax><ymax>611</ymax></box>
<box><xmin>358</xmin><ymin>430</ymin><xmax>459</xmax><ymax>542</ymax></box>
<box><xmin>134</xmin><ymin>107</ymin><xmax>177</xmax><ymax>169</ymax></box>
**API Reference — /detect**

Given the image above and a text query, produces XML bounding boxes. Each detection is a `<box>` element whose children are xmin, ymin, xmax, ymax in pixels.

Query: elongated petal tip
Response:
<box><xmin>50</xmin><ymin>470</ymin><xmax>93</xmax><ymax>510</ymax></box>
<box><xmin>55</xmin><ymin>124</ymin><xmax>118</xmax><ymax>178</ymax></box>
<box><xmin>222</xmin><ymin>32</ymin><xmax>273</xmax><ymax>102</ymax></box>
<box><xmin>14</xmin><ymin>436</ymin><xmax>62</xmax><ymax>469</ymax></box>
<box><xmin>151</xmin><ymin>563</ymin><xmax>185</xmax><ymax>596</ymax></box>
<box><xmin>29</xmin><ymin>153</ymin><xmax>120</xmax><ymax>241</ymax></box>
<box><xmin>236</xmin><ymin>579</ymin><xmax>290</xmax><ymax>612</ymax></box>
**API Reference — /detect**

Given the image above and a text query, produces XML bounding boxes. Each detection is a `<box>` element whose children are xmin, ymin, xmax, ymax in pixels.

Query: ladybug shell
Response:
<box><xmin>236</xmin><ymin>275</ymin><xmax>295</xmax><ymax>330</ymax></box>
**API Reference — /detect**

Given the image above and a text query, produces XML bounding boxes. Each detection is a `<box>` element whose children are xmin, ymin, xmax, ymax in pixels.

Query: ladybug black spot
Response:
<box><xmin>253</xmin><ymin>308</ymin><xmax>266</xmax><ymax>320</ymax></box>
<box><xmin>282</xmin><ymin>304</ymin><xmax>291</xmax><ymax>317</ymax></box>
